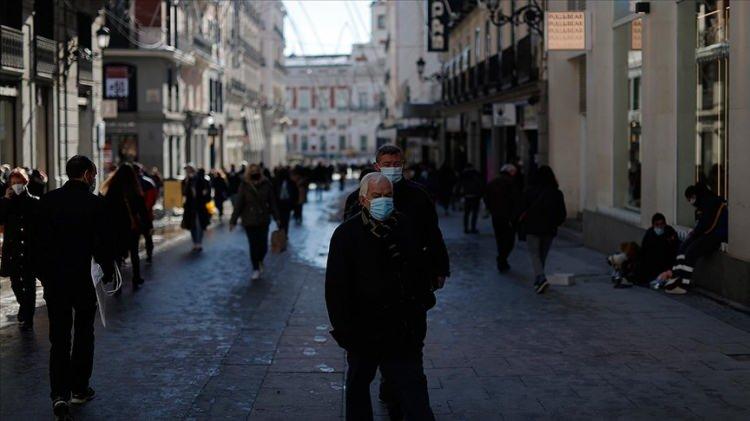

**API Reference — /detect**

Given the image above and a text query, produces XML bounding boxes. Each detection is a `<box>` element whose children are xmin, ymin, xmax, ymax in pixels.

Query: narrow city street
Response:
<box><xmin>1</xmin><ymin>188</ymin><xmax>749</xmax><ymax>420</ymax></box>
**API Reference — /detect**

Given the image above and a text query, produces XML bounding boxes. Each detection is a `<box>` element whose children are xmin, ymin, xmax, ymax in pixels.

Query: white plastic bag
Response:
<box><xmin>90</xmin><ymin>259</ymin><xmax>122</xmax><ymax>327</ymax></box>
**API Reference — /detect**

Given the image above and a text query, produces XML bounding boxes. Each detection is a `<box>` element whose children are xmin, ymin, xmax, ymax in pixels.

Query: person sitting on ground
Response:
<box><xmin>607</xmin><ymin>242</ymin><xmax>641</xmax><ymax>288</ymax></box>
<box><xmin>664</xmin><ymin>183</ymin><xmax>727</xmax><ymax>295</ymax></box>
<box><xmin>638</xmin><ymin>213</ymin><xmax>680</xmax><ymax>284</ymax></box>
<box><xmin>326</xmin><ymin>172</ymin><xmax>437</xmax><ymax>421</ymax></box>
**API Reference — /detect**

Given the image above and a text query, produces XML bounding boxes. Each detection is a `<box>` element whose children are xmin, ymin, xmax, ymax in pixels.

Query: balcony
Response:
<box><xmin>477</xmin><ymin>61</ymin><xmax>487</xmax><ymax>93</ymax></box>
<box><xmin>0</xmin><ymin>25</ymin><xmax>24</xmax><ymax>71</ymax></box>
<box><xmin>245</xmin><ymin>3</ymin><xmax>264</xmax><ymax>29</ymax></box>
<box><xmin>229</xmin><ymin>77</ymin><xmax>247</xmax><ymax>94</ymax></box>
<box><xmin>78</xmin><ymin>54</ymin><xmax>93</xmax><ymax>84</ymax></box>
<box><xmin>274</xmin><ymin>59</ymin><xmax>286</xmax><ymax>74</ymax></box>
<box><xmin>240</xmin><ymin>39</ymin><xmax>265</xmax><ymax>66</ymax></box>
<box><xmin>35</xmin><ymin>36</ymin><xmax>57</xmax><ymax>78</ymax></box>
<box><xmin>516</xmin><ymin>35</ymin><xmax>538</xmax><ymax>84</ymax></box>
<box><xmin>500</xmin><ymin>46</ymin><xmax>516</xmax><ymax>90</ymax></box>
<box><xmin>468</xmin><ymin>66</ymin><xmax>477</xmax><ymax>95</ymax></box>
<box><xmin>488</xmin><ymin>54</ymin><xmax>500</xmax><ymax>86</ymax></box>
<box><xmin>193</xmin><ymin>34</ymin><xmax>213</xmax><ymax>57</ymax></box>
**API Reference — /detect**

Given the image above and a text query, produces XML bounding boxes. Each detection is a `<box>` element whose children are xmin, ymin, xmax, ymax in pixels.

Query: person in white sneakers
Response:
<box><xmin>229</xmin><ymin>164</ymin><xmax>280</xmax><ymax>281</ymax></box>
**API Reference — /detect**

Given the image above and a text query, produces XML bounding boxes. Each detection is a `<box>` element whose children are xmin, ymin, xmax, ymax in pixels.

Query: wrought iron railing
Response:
<box><xmin>35</xmin><ymin>36</ymin><xmax>57</xmax><ymax>76</ymax></box>
<box><xmin>0</xmin><ymin>25</ymin><xmax>24</xmax><ymax>70</ymax></box>
<box><xmin>500</xmin><ymin>46</ymin><xmax>515</xmax><ymax>90</ymax></box>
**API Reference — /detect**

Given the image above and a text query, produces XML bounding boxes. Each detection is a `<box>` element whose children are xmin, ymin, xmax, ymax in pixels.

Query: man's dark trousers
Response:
<box><xmin>491</xmin><ymin>215</ymin><xmax>515</xmax><ymax>267</ymax></box>
<box><xmin>45</xmin><ymin>286</ymin><xmax>97</xmax><ymax>401</ymax></box>
<box><xmin>346</xmin><ymin>351</ymin><xmax>435</xmax><ymax>421</ymax></box>
<box><xmin>463</xmin><ymin>197</ymin><xmax>480</xmax><ymax>232</ymax></box>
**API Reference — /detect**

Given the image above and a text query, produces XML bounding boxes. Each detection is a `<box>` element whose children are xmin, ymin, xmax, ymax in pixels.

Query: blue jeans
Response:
<box><xmin>190</xmin><ymin>214</ymin><xmax>204</xmax><ymax>245</ymax></box>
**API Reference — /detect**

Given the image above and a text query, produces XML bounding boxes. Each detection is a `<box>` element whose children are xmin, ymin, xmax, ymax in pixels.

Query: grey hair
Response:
<box><xmin>500</xmin><ymin>163</ymin><xmax>517</xmax><ymax>174</ymax></box>
<box><xmin>359</xmin><ymin>172</ymin><xmax>392</xmax><ymax>197</ymax></box>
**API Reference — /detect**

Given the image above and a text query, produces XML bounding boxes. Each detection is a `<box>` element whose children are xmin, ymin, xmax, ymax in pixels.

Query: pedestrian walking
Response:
<box><xmin>484</xmin><ymin>164</ymin><xmax>520</xmax><ymax>272</ymax></box>
<box><xmin>229</xmin><ymin>164</ymin><xmax>280</xmax><ymax>281</ymax></box>
<box><xmin>517</xmin><ymin>165</ymin><xmax>567</xmax><ymax>294</ymax></box>
<box><xmin>291</xmin><ymin>166</ymin><xmax>308</xmax><ymax>225</ymax></box>
<box><xmin>459</xmin><ymin>163</ymin><xmax>484</xmax><ymax>234</ymax></box>
<box><xmin>0</xmin><ymin>168</ymin><xmax>40</xmax><ymax>330</ymax></box>
<box><xmin>273</xmin><ymin>167</ymin><xmax>299</xmax><ymax>234</ymax></box>
<box><xmin>210</xmin><ymin>169</ymin><xmax>229</xmax><ymax>220</ymax></box>
<box><xmin>326</xmin><ymin>172</ymin><xmax>437</xmax><ymax>421</ymax></box>
<box><xmin>343</xmin><ymin>144</ymin><xmax>449</xmax><ymax>416</ymax></box>
<box><xmin>436</xmin><ymin>163</ymin><xmax>457</xmax><ymax>216</ymax></box>
<box><xmin>136</xmin><ymin>164</ymin><xmax>158</xmax><ymax>263</ymax></box>
<box><xmin>181</xmin><ymin>165</ymin><xmax>211</xmax><ymax>252</ymax></box>
<box><xmin>100</xmin><ymin>163</ymin><xmax>151</xmax><ymax>289</ymax></box>
<box><xmin>35</xmin><ymin>155</ymin><xmax>114</xmax><ymax>420</ymax></box>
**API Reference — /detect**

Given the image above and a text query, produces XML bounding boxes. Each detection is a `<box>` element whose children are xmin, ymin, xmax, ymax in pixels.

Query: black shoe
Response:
<box><xmin>53</xmin><ymin>399</ymin><xmax>71</xmax><ymax>420</ymax></box>
<box><xmin>16</xmin><ymin>312</ymin><xmax>24</xmax><ymax>323</ymax></box>
<box><xmin>497</xmin><ymin>261</ymin><xmax>511</xmax><ymax>273</ymax></box>
<box><xmin>146</xmin><ymin>255</ymin><xmax>153</xmax><ymax>264</ymax></box>
<box><xmin>20</xmin><ymin>320</ymin><xmax>34</xmax><ymax>331</ymax></box>
<box><xmin>133</xmin><ymin>277</ymin><xmax>145</xmax><ymax>290</ymax></box>
<box><xmin>534</xmin><ymin>279</ymin><xmax>549</xmax><ymax>294</ymax></box>
<box><xmin>71</xmin><ymin>387</ymin><xmax>95</xmax><ymax>405</ymax></box>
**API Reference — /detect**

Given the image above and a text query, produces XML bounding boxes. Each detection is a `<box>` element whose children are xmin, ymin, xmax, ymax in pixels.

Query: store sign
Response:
<box><xmin>104</xmin><ymin>64</ymin><xmax>137</xmax><ymax>112</ymax></box>
<box><xmin>101</xmin><ymin>99</ymin><xmax>118</xmax><ymax>119</ymax></box>
<box><xmin>545</xmin><ymin>12</ymin><xmax>587</xmax><ymax>51</ymax></box>
<box><xmin>631</xmin><ymin>19</ymin><xmax>642</xmax><ymax>50</ymax></box>
<box><xmin>493</xmin><ymin>103</ymin><xmax>516</xmax><ymax>127</ymax></box>
<box><xmin>427</xmin><ymin>0</ymin><xmax>449</xmax><ymax>52</ymax></box>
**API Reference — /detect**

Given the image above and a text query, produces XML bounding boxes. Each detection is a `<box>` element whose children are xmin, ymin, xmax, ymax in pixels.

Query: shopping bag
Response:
<box><xmin>205</xmin><ymin>200</ymin><xmax>217</xmax><ymax>215</ymax></box>
<box><xmin>270</xmin><ymin>229</ymin><xmax>287</xmax><ymax>253</ymax></box>
<box><xmin>90</xmin><ymin>259</ymin><xmax>123</xmax><ymax>327</ymax></box>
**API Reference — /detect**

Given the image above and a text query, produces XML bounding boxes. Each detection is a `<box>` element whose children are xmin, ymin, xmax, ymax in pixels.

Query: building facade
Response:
<box><xmin>378</xmin><ymin>0</ymin><xmax>444</xmax><ymax>164</ymax></box>
<box><xmin>1</xmin><ymin>0</ymin><xmax>107</xmax><ymax>189</ymax></box>
<box><xmin>437</xmin><ymin>0</ymin><xmax>545</xmax><ymax>181</ymax></box>
<box><xmin>102</xmin><ymin>0</ymin><xmax>286</xmax><ymax>178</ymax></box>
<box><xmin>546</xmin><ymin>0</ymin><xmax>749</xmax><ymax>304</ymax></box>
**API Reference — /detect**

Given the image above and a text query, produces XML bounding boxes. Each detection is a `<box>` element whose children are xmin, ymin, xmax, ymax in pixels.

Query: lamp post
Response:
<box><xmin>96</xmin><ymin>26</ymin><xmax>111</xmax><ymax>50</ymax></box>
<box><xmin>483</xmin><ymin>0</ymin><xmax>544</xmax><ymax>34</ymax></box>
<box><xmin>207</xmin><ymin>114</ymin><xmax>219</xmax><ymax>169</ymax></box>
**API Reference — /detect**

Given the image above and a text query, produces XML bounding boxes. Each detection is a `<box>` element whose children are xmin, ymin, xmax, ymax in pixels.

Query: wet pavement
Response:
<box><xmin>2</xmin><ymin>187</ymin><xmax>750</xmax><ymax>420</ymax></box>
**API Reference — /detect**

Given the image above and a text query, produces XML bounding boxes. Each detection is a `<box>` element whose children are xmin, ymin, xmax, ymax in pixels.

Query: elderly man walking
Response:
<box><xmin>326</xmin><ymin>172</ymin><xmax>437</xmax><ymax>421</ymax></box>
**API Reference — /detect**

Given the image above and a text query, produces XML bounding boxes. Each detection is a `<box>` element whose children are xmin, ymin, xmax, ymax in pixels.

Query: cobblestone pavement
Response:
<box><xmin>2</xmin><ymin>188</ymin><xmax>750</xmax><ymax>420</ymax></box>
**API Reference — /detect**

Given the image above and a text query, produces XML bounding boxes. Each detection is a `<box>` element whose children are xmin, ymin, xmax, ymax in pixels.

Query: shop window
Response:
<box><xmin>695</xmin><ymin>0</ymin><xmax>729</xmax><ymax>199</ymax></box>
<box><xmin>104</xmin><ymin>64</ymin><xmax>137</xmax><ymax>112</ymax></box>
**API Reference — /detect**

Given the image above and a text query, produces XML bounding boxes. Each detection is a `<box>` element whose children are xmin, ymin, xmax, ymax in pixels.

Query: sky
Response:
<box><xmin>283</xmin><ymin>0</ymin><xmax>373</xmax><ymax>56</ymax></box>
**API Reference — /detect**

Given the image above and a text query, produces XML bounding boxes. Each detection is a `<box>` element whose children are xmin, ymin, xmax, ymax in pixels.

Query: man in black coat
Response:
<box><xmin>36</xmin><ymin>156</ymin><xmax>114</xmax><ymax>420</ymax></box>
<box><xmin>639</xmin><ymin>213</ymin><xmax>680</xmax><ymax>283</ymax></box>
<box><xmin>0</xmin><ymin>168</ymin><xmax>40</xmax><ymax>330</ymax></box>
<box><xmin>326</xmin><ymin>172</ymin><xmax>436</xmax><ymax>421</ymax></box>
<box><xmin>484</xmin><ymin>164</ymin><xmax>520</xmax><ymax>272</ymax></box>
<box><xmin>343</xmin><ymin>145</ymin><xmax>449</xmax><ymax>287</ymax></box>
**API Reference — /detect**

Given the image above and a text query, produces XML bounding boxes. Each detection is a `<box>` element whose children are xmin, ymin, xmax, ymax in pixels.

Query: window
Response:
<box><xmin>360</xmin><ymin>135</ymin><xmax>368</xmax><ymax>152</ymax></box>
<box><xmin>320</xmin><ymin>135</ymin><xmax>327</xmax><ymax>153</ymax></box>
<box><xmin>318</xmin><ymin>88</ymin><xmax>329</xmax><ymax>110</ymax></box>
<box><xmin>335</xmin><ymin>89</ymin><xmax>349</xmax><ymax>110</ymax></box>
<box><xmin>695</xmin><ymin>0</ymin><xmax>729</xmax><ymax>199</ymax></box>
<box><xmin>475</xmin><ymin>28</ymin><xmax>481</xmax><ymax>63</ymax></box>
<box><xmin>298</xmin><ymin>89</ymin><xmax>311</xmax><ymax>111</ymax></box>
<box><xmin>104</xmin><ymin>64</ymin><xmax>137</xmax><ymax>112</ymax></box>
<box><xmin>339</xmin><ymin>135</ymin><xmax>346</xmax><ymax>150</ymax></box>
<box><xmin>377</xmin><ymin>14</ymin><xmax>385</xmax><ymax>29</ymax></box>
<box><xmin>301</xmin><ymin>135</ymin><xmax>308</xmax><ymax>151</ymax></box>
<box><xmin>358</xmin><ymin>92</ymin><xmax>368</xmax><ymax>109</ymax></box>
<box><xmin>209</xmin><ymin>79</ymin><xmax>223</xmax><ymax>112</ymax></box>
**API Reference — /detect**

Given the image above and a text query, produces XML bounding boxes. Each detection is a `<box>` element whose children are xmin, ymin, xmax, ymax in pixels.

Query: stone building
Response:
<box><xmin>1</xmin><ymin>0</ymin><xmax>108</xmax><ymax>188</ymax></box>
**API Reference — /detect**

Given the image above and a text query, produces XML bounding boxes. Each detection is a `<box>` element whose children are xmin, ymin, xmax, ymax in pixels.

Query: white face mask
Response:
<box><xmin>11</xmin><ymin>184</ymin><xmax>26</xmax><ymax>196</ymax></box>
<box><xmin>380</xmin><ymin>167</ymin><xmax>403</xmax><ymax>184</ymax></box>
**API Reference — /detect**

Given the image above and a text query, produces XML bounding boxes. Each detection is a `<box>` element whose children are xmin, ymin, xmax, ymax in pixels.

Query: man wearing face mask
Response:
<box><xmin>639</xmin><ymin>213</ymin><xmax>680</xmax><ymax>284</ymax></box>
<box><xmin>0</xmin><ymin>168</ymin><xmax>41</xmax><ymax>330</ymax></box>
<box><xmin>36</xmin><ymin>155</ymin><xmax>114</xmax><ymax>420</ymax></box>
<box><xmin>326</xmin><ymin>172</ymin><xmax>436</xmax><ymax>421</ymax></box>
<box><xmin>664</xmin><ymin>184</ymin><xmax>727</xmax><ymax>294</ymax></box>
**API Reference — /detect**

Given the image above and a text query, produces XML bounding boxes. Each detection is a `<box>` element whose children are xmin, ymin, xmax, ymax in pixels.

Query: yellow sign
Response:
<box><xmin>163</xmin><ymin>180</ymin><xmax>183</xmax><ymax>210</ymax></box>
<box><xmin>546</xmin><ymin>12</ymin><xmax>586</xmax><ymax>51</ymax></box>
<box><xmin>632</xmin><ymin>19</ymin><xmax>642</xmax><ymax>50</ymax></box>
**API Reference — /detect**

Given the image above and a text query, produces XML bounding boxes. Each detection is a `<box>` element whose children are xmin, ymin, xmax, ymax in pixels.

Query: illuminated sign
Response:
<box><xmin>631</xmin><ymin>19</ymin><xmax>642</xmax><ymax>50</ymax></box>
<box><xmin>427</xmin><ymin>0</ymin><xmax>449</xmax><ymax>52</ymax></box>
<box><xmin>545</xmin><ymin>12</ymin><xmax>587</xmax><ymax>51</ymax></box>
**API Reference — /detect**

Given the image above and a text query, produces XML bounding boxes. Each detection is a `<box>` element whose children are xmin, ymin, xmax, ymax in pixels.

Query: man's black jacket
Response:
<box><xmin>36</xmin><ymin>180</ymin><xmax>114</xmax><ymax>300</ymax></box>
<box><xmin>325</xmin><ymin>211</ymin><xmax>434</xmax><ymax>355</ymax></box>
<box><xmin>343</xmin><ymin>179</ymin><xmax>449</xmax><ymax>278</ymax></box>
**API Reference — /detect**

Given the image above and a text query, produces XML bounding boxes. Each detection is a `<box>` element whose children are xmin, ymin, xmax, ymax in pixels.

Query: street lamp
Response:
<box><xmin>415</xmin><ymin>57</ymin><xmax>443</xmax><ymax>82</ymax></box>
<box><xmin>483</xmin><ymin>0</ymin><xmax>544</xmax><ymax>35</ymax></box>
<box><xmin>96</xmin><ymin>26</ymin><xmax>111</xmax><ymax>50</ymax></box>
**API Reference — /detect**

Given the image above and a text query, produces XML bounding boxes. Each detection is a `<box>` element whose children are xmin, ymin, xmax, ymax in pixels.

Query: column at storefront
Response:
<box><xmin>728</xmin><ymin>0</ymin><xmax>750</xmax><ymax>260</ymax></box>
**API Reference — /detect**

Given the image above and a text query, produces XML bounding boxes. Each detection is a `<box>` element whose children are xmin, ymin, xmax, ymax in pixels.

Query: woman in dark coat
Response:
<box><xmin>229</xmin><ymin>164</ymin><xmax>280</xmax><ymax>281</ymax></box>
<box><xmin>273</xmin><ymin>167</ymin><xmax>299</xmax><ymax>234</ymax></box>
<box><xmin>182</xmin><ymin>165</ymin><xmax>211</xmax><ymax>251</ymax></box>
<box><xmin>101</xmin><ymin>163</ymin><xmax>151</xmax><ymax>288</ymax></box>
<box><xmin>518</xmin><ymin>165</ymin><xmax>566</xmax><ymax>294</ymax></box>
<box><xmin>0</xmin><ymin>168</ymin><xmax>40</xmax><ymax>329</ymax></box>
